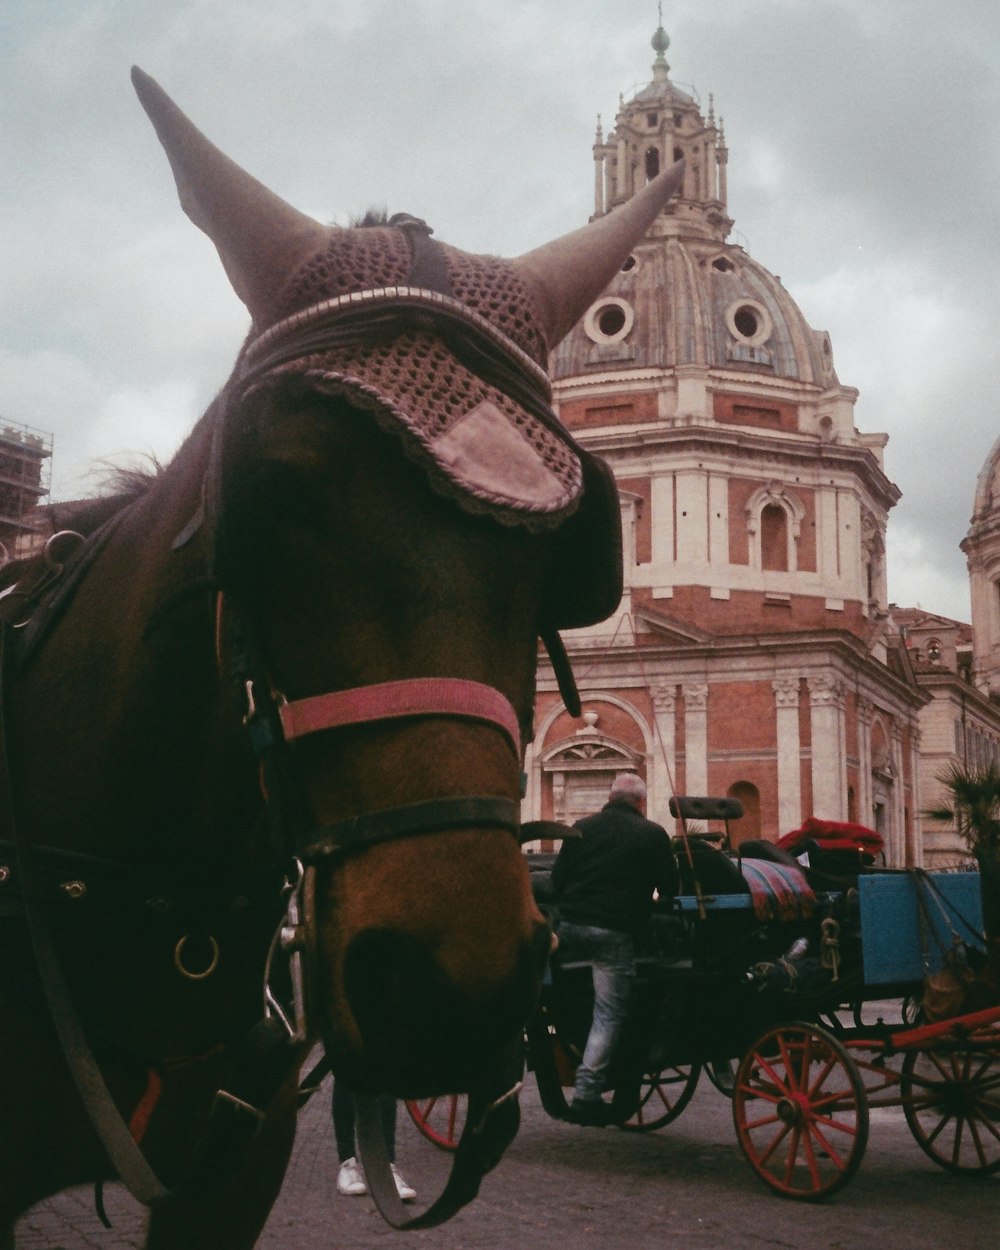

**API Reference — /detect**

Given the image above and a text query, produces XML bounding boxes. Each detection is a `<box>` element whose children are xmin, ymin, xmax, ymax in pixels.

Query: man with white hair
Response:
<box><xmin>551</xmin><ymin>772</ymin><xmax>677</xmax><ymax>1124</ymax></box>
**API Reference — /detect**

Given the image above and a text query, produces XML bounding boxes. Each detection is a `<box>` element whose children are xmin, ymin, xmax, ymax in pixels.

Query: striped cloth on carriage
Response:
<box><xmin>739</xmin><ymin>859</ymin><xmax>816</xmax><ymax>922</ymax></box>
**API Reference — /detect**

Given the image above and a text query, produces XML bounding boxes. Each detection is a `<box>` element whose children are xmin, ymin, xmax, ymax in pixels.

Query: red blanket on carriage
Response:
<box><xmin>740</xmin><ymin>859</ymin><xmax>816</xmax><ymax>922</ymax></box>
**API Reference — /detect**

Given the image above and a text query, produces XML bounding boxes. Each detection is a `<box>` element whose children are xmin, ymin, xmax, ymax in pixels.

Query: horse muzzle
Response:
<box><xmin>335</xmin><ymin>921</ymin><xmax>548</xmax><ymax>1095</ymax></box>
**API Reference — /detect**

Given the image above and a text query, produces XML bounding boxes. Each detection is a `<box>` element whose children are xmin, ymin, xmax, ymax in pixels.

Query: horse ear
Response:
<box><xmin>131</xmin><ymin>67</ymin><xmax>329</xmax><ymax>325</ymax></box>
<box><xmin>512</xmin><ymin>159</ymin><xmax>684</xmax><ymax>349</ymax></box>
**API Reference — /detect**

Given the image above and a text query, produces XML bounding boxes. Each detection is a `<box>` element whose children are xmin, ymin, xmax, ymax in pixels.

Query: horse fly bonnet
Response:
<box><xmin>131</xmin><ymin>68</ymin><xmax>685</xmax><ymax>635</ymax></box>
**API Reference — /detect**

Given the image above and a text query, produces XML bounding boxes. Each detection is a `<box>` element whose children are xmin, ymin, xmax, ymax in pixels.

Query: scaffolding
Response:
<box><xmin>0</xmin><ymin>418</ymin><xmax>53</xmax><ymax>561</ymax></box>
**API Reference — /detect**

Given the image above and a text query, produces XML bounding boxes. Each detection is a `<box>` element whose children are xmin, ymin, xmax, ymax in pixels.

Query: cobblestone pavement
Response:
<box><xmin>15</xmin><ymin>1071</ymin><xmax>998</xmax><ymax>1250</ymax></box>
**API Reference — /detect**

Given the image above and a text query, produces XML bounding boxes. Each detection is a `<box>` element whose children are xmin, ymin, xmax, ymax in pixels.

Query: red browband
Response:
<box><xmin>278</xmin><ymin>677</ymin><xmax>521</xmax><ymax>758</ymax></box>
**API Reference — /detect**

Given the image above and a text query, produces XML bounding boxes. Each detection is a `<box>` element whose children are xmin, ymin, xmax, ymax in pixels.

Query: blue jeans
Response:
<box><xmin>558</xmin><ymin>922</ymin><xmax>635</xmax><ymax>1102</ymax></box>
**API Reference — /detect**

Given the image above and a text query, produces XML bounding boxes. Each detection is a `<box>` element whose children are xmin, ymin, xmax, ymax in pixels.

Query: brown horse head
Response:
<box><xmin>130</xmin><ymin>68</ymin><xmax>684</xmax><ymax>1097</ymax></box>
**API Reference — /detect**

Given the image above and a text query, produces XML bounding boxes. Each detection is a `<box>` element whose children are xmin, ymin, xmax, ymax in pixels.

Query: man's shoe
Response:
<box><xmin>391</xmin><ymin>1164</ymin><xmax>417</xmax><ymax>1202</ymax></box>
<box><xmin>567</xmin><ymin>1098</ymin><xmax>613</xmax><ymax>1126</ymax></box>
<box><xmin>336</xmin><ymin>1156</ymin><xmax>367</xmax><ymax>1196</ymax></box>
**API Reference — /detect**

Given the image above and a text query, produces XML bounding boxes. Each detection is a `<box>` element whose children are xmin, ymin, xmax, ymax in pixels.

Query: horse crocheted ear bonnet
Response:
<box><xmin>131</xmin><ymin>67</ymin><xmax>684</xmax><ymax>531</ymax></box>
<box><xmin>239</xmin><ymin>220</ymin><xmax>584</xmax><ymax>528</ymax></box>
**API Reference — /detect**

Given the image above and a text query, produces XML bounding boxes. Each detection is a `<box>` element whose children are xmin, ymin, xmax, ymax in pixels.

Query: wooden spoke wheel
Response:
<box><xmin>619</xmin><ymin>1063</ymin><xmax>701</xmax><ymax>1132</ymax></box>
<box><xmin>404</xmin><ymin>1094</ymin><xmax>465</xmax><ymax>1152</ymax></box>
<box><xmin>901</xmin><ymin>1045</ymin><xmax>1000</xmax><ymax>1174</ymax></box>
<box><xmin>733</xmin><ymin>1021</ymin><xmax>869</xmax><ymax>1200</ymax></box>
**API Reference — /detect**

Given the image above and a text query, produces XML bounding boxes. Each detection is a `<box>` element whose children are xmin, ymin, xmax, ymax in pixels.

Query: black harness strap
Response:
<box><xmin>389</xmin><ymin>213</ymin><xmax>455</xmax><ymax>297</ymax></box>
<box><xmin>299</xmin><ymin>796</ymin><xmax>520</xmax><ymax>865</ymax></box>
<box><xmin>0</xmin><ymin>625</ymin><xmax>170</xmax><ymax>1204</ymax></box>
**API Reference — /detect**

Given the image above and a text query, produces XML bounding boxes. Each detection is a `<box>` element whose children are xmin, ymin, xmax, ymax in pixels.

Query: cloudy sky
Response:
<box><xmin>2</xmin><ymin>0</ymin><xmax>998</xmax><ymax>618</ymax></box>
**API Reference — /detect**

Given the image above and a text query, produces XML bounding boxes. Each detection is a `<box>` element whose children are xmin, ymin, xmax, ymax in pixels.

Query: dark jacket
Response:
<box><xmin>551</xmin><ymin>799</ymin><xmax>678</xmax><ymax>936</ymax></box>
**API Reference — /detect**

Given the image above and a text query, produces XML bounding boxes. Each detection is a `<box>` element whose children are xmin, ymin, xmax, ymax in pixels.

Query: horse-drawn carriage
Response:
<box><xmin>407</xmin><ymin>797</ymin><xmax>1000</xmax><ymax>1201</ymax></box>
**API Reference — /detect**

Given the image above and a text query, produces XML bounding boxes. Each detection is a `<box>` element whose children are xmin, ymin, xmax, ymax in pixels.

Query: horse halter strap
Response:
<box><xmin>278</xmin><ymin>677</ymin><xmax>520</xmax><ymax>757</ymax></box>
<box><xmin>219</xmin><ymin>592</ymin><xmax>523</xmax><ymax>867</ymax></box>
<box><xmin>274</xmin><ymin>674</ymin><xmax>523</xmax><ymax>863</ymax></box>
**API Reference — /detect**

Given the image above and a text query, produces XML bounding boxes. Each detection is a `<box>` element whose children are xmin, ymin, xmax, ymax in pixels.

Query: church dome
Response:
<box><xmin>551</xmin><ymin>235</ymin><xmax>837</xmax><ymax>386</ymax></box>
<box><xmin>555</xmin><ymin>24</ymin><xmax>838</xmax><ymax>389</ymax></box>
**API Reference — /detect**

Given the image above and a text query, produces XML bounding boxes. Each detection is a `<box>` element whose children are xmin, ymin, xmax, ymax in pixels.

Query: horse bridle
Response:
<box><xmin>197</xmin><ymin>269</ymin><xmax>564</xmax><ymax>1224</ymax></box>
<box><xmin>206</xmin><ymin>247</ymin><xmax>591</xmax><ymax>880</ymax></box>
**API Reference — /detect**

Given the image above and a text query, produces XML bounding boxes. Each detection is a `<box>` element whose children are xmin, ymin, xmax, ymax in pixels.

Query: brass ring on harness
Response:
<box><xmin>173</xmin><ymin>934</ymin><xmax>220</xmax><ymax>981</ymax></box>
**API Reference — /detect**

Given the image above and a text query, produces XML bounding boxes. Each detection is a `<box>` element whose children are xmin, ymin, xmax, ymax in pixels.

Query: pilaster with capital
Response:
<box><xmin>808</xmin><ymin>673</ymin><xmax>847</xmax><ymax>820</ymax></box>
<box><xmin>908</xmin><ymin>723</ymin><xmax>923</xmax><ymax>868</ymax></box>
<box><xmin>772</xmin><ymin>675</ymin><xmax>802</xmax><ymax>834</ymax></box>
<box><xmin>683</xmin><ymin>681</ymin><xmax>709</xmax><ymax>798</ymax></box>
<box><xmin>890</xmin><ymin>722</ymin><xmax>907</xmax><ymax>867</ymax></box>
<box><xmin>650</xmin><ymin>681</ymin><xmax>678</xmax><ymax>828</ymax></box>
<box><xmin>856</xmin><ymin>697</ymin><xmax>875</xmax><ymax>832</ymax></box>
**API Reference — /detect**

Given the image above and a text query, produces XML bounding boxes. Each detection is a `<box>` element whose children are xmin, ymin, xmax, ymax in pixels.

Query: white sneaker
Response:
<box><xmin>391</xmin><ymin>1163</ymin><xmax>416</xmax><ymax>1202</ymax></box>
<box><xmin>336</xmin><ymin>1156</ymin><xmax>367</xmax><ymax>1196</ymax></box>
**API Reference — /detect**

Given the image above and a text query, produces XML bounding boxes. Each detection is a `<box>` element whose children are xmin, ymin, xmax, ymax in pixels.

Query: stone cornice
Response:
<box><xmin>551</xmin><ymin>627</ymin><xmax>929</xmax><ymax>710</ymax></box>
<box><xmin>573</xmin><ymin>425</ymin><xmax>900</xmax><ymax>508</ymax></box>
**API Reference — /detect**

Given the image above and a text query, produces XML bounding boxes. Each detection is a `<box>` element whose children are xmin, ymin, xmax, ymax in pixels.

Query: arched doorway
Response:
<box><xmin>727</xmin><ymin>780</ymin><xmax>761</xmax><ymax>846</ymax></box>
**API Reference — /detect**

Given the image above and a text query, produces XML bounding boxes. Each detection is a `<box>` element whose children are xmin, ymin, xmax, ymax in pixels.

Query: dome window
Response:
<box><xmin>735</xmin><ymin>307</ymin><xmax>758</xmax><ymax>336</ymax></box>
<box><xmin>726</xmin><ymin>299</ymin><xmax>773</xmax><ymax>348</ymax></box>
<box><xmin>647</xmin><ymin>112</ymin><xmax>658</xmax><ymax>127</ymax></box>
<box><xmin>584</xmin><ymin>297</ymin><xmax>635</xmax><ymax>345</ymax></box>
<box><xmin>621</xmin><ymin>255</ymin><xmax>637</xmax><ymax>272</ymax></box>
<box><xmin>712</xmin><ymin>256</ymin><xmax>735</xmax><ymax>273</ymax></box>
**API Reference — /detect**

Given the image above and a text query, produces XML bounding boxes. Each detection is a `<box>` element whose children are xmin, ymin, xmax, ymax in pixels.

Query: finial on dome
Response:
<box><xmin>595</xmin><ymin>113</ymin><xmax>604</xmax><ymax>143</ymax></box>
<box><xmin>651</xmin><ymin>3</ymin><xmax>670</xmax><ymax>75</ymax></box>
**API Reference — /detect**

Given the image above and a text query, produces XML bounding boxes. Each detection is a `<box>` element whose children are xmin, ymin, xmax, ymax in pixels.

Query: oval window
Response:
<box><xmin>734</xmin><ymin>306</ymin><xmax>758</xmax><ymax>337</ymax></box>
<box><xmin>584</xmin><ymin>297</ymin><xmax>634</xmax><ymax>345</ymax></box>
<box><xmin>725</xmin><ymin>299</ymin><xmax>772</xmax><ymax>347</ymax></box>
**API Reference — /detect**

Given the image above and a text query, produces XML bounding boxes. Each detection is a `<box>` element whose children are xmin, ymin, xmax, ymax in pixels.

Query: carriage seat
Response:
<box><xmin>673</xmin><ymin>835</ymin><xmax>750</xmax><ymax>896</ymax></box>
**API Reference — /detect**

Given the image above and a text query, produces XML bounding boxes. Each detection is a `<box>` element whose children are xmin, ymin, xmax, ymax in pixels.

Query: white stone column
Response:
<box><xmin>908</xmin><ymin>724</ymin><xmax>924</xmax><ymax>869</ymax></box>
<box><xmin>891</xmin><ymin>724</ymin><xmax>906</xmax><ymax>867</ymax></box>
<box><xmin>650</xmin><ymin>680</ymin><xmax>678</xmax><ymax>830</ymax></box>
<box><xmin>772</xmin><ymin>675</ymin><xmax>802</xmax><ymax>835</ymax></box>
<box><xmin>651</xmin><ymin>475</ymin><xmax>675</xmax><ymax>567</ymax></box>
<box><xmin>683</xmin><ymin>682</ymin><xmax>709</xmax><ymax>798</ymax></box>
<box><xmin>522</xmin><ymin>739</ymin><xmax>539</xmax><ymax>821</ymax></box>
<box><xmin>856</xmin><ymin>698</ymin><xmax>874</xmax><ymax>827</ymax></box>
<box><xmin>808</xmin><ymin>674</ymin><xmax>846</xmax><ymax>820</ymax></box>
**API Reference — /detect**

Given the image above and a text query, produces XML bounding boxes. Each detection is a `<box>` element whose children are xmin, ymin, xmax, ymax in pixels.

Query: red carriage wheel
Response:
<box><xmin>901</xmin><ymin>1045</ymin><xmax>1000</xmax><ymax>1174</ymax></box>
<box><xmin>733</xmin><ymin>1021</ymin><xmax>869</xmax><ymax>1200</ymax></box>
<box><xmin>620</xmin><ymin>1063</ymin><xmax>701</xmax><ymax>1132</ymax></box>
<box><xmin>404</xmin><ymin>1094</ymin><xmax>465</xmax><ymax>1152</ymax></box>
